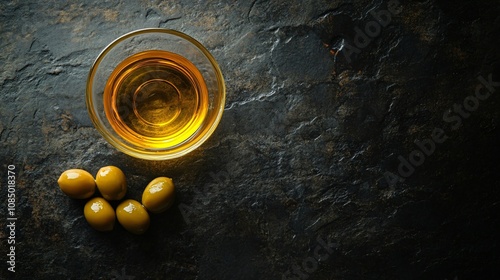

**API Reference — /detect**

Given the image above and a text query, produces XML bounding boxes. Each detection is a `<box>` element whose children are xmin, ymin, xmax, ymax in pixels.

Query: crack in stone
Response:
<box><xmin>311</xmin><ymin>6</ymin><xmax>347</xmax><ymax>22</ymax></box>
<box><xmin>378</xmin><ymin>37</ymin><xmax>402</xmax><ymax>63</ymax></box>
<box><xmin>225</xmin><ymin>77</ymin><xmax>283</xmax><ymax>110</ymax></box>
<box><xmin>247</xmin><ymin>0</ymin><xmax>259</xmax><ymax>22</ymax></box>
<box><xmin>158</xmin><ymin>16</ymin><xmax>182</xmax><ymax>28</ymax></box>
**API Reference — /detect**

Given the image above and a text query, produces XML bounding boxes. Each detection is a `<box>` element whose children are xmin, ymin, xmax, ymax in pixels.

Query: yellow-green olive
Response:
<box><xmin>116</xmin><ymin>199</ymin><xmax>150</xmax><ymax>235</ymax></box>
<box><xmin>95</xmin><ymin>166</ymin><xmax>127</xmax><ymax>200</ymax></box>
<box><xmin>84</xmin><ymin>197</ymin><xmax>115</xmax><ymax>232</ymax></box>
<box><xmin>142</xmin><ymin>177</ymin><xmax>175</xmax><ymax>214</ymax></box>
<box><xmin>57</xmin><ymin>169</ymin><xmax>96</xmax><ymax>199</ymax></box>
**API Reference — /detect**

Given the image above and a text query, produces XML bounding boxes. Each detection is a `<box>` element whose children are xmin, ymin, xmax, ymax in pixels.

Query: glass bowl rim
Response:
<box><xmin>86</xmin><ymin>28</ymin><xmax>226</xmax><ymax>160</ymax></box>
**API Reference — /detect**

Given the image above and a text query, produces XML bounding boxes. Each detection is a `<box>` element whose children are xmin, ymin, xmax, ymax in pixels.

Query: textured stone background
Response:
<box><xmin>1</xmin><ymin>0</ymin><xmax>499</xmax><ymax>279</ymax></box>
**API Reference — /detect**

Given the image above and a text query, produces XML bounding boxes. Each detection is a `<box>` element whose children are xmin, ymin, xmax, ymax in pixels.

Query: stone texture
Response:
<box><xmin>1</xmin><ymin>0</ymin><xmax>499</xmax><ymax>279</ymax></box>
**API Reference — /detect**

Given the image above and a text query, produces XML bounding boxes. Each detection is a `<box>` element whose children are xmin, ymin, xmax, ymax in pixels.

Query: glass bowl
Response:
<box><xmin>86</xmin><ymin>28</ymin><xmax>225</xmax><ymax>160</ymax></box>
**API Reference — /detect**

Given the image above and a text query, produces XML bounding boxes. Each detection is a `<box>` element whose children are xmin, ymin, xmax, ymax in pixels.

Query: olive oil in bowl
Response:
<box><xmin>103</xmin><ymin>50</ymin><xmax>208</xmax><ymax>149</ymax></box>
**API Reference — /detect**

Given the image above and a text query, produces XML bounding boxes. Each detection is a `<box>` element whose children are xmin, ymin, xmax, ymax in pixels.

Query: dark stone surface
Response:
<box><xmin>1</xmin><ymin>0</ymin><xmax>499</xmax><ymax>279</ymax></box>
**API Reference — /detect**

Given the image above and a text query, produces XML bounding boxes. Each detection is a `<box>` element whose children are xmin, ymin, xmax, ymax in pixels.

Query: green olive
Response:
<box><xmin>57</xmin><ymin>169</ymin><xmax>96</xmax><ymax>199</ymax></box>
<box><xmin>116</xmin><ymin>199</ymin><xmax>150</xmax><ymax>235</ymax></box>
<box><xmin>95</xmin><ymin>166</ymin><xmax>127</xmax><ymax>200</ymax></box>
<box><xmin>84</xmin><ymin>197</ymin><xmax>115</xmax><ymax>232</ymax></box>
<box><xmin>142</xmin><ymin>177</ymin><xmax>175</xmax><ymax>214</ymax></box>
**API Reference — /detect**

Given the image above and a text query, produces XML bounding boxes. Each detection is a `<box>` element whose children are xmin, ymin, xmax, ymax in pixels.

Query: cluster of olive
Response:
<box><xmin>57</xmin><ymin>166</ymin><xmax>175</xmax><ymax>234</ymax></box>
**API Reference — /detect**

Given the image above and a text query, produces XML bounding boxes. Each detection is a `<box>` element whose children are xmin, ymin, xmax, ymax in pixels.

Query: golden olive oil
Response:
<box><xmin>103</xmin><ymin>50</ymin><xmax>208</xmax><ymax>149</ymax></box>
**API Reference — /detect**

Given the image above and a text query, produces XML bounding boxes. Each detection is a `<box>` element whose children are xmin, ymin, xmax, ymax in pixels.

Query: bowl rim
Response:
<box><xmin>86</xmin><ymin>28</ymin><xmax>226</xmax><ymax>160</ymax></box>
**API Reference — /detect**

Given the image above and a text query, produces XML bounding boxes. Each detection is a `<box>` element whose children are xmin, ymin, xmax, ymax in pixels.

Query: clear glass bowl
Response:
<box><xmin>86</xmin><ymin>28</ymin><xmax>225</xmax><ymax>160</ymax></box>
